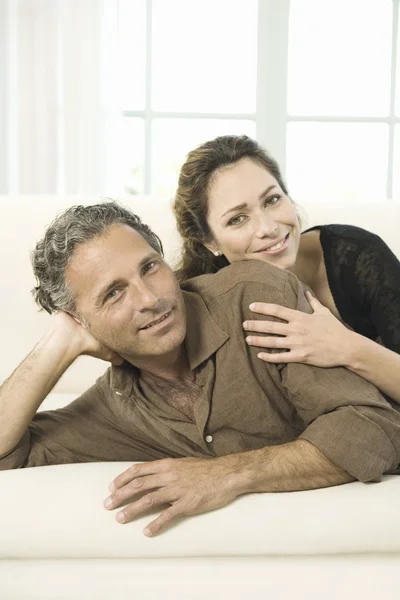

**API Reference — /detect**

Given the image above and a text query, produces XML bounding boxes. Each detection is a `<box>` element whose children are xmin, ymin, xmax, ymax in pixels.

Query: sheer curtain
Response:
<box><xmin>0</xmin><ymin>0</ymin><xmax>123</xmax><ymax>194</ymax></box>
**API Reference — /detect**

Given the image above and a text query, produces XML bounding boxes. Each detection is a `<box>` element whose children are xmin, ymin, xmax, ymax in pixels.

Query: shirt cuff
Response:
<box><xmin>299</xmin><ymin>406</ymin><xmax>398</xmax><ymax>482</ymax></box>
<box><xmin>0</xmin><ymin>431</ymin><xmax>30</xmax><ymax>470</ymax></box>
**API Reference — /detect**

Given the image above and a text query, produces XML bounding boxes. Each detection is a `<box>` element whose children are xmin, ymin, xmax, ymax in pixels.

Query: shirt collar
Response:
<box><xmin>109</xmin><ymin>361</ymin><xmax>137</xmax><ymax>396</ymax></box>
<box><xmin>109</xmin><ymin>289</ymin><xmax>229</xmax><ymax>390</ymax></box>
<box><xmin>182</xmin><ymin>289</ymin><xmax>229</xmax><ymax>370</ymax></box>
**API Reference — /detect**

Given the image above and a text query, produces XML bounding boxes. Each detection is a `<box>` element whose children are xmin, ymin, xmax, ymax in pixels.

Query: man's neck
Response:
<box><xmin>125</xmin><ymin>344</ymin><xmax>191</xmax><ymax>382</ymax></box>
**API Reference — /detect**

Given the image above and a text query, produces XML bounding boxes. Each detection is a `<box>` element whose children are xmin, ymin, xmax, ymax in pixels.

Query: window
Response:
<box><xmin>118</xmin><ymin>0</ymin><xmax>399</xmax><ymax>201</ymax></box>
<box><xmin>286</xmin><ymin>0</ymin><xmax>398</xmax><ymax>202</ymax></box>
<box><xmin>118</xmin><ymin>0</ymin><xmax>258</xmax><ymax>197</ymax></box>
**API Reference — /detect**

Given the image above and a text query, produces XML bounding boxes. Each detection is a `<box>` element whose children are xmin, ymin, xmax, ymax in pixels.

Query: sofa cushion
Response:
<box><xmin>0</xmin><ymin>462</ymin><xmax>399</xmax><ymax>559</ymax></box>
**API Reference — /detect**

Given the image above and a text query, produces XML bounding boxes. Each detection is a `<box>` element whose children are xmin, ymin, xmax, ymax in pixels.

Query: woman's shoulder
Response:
<box><xmin>303</xmin><ymin>224</ymin><xmax>387</xmax><ymax>257</ymax></box>
<box><xmin>303</xmin><ymin>223</ymin><xmax>380</xmax><ymax>242</ymax></box>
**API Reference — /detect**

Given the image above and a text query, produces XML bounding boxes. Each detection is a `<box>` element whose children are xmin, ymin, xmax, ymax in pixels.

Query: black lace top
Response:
<box><xmin>302</xmin><ymin>224</ymin><xmax>400</xmax><ymax>354</ymax></box>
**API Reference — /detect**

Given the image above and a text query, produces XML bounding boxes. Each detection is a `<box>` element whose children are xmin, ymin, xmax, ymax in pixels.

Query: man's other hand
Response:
<box><xmin>104</xmin><ymin>456</ymin><xmax>247</xmax><ymax>536</ymax></box>
<box><xmin>52</xmin><ymin>312</ymin><xmax>123</xmax><ymax>366</ymax></box>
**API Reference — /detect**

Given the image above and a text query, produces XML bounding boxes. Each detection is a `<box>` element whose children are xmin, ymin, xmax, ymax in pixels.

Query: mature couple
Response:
<box><xmin>1</xmin><ymin>135</ymin><xmax>400</xmax><ymax>537</ymax></box>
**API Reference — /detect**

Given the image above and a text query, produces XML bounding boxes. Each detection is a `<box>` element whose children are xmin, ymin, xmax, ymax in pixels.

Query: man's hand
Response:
<box><xmin>104</xmin><ymin>456</ymin><xmax>245</xmax><ymax>536</ymax></box>
<box><xmin>52</xmin><ymin>311</ymin><xmax>123</xmax><ymax>366</ymax></box>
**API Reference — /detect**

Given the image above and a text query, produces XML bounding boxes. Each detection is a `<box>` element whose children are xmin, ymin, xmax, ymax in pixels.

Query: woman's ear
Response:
<box><xmin>203</xmin><ymin>241</ymin><xmax>221</xmax><ymax>257</ymax></box>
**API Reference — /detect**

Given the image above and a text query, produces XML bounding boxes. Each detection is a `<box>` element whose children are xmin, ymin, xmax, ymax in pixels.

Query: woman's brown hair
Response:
<box><xmin>173</xmin><ymin>134</ymin><xmax>292</xmax><ymax>283</ymax></box>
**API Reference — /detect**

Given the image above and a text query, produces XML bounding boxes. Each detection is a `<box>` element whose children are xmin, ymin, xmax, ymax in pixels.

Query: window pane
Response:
<box><xmin>393</xmin><ymin>125</ymin><xmax>400</xmax><ymax>200</ymax></box>
<box><xmin>396</xmin><ymin>6</ymin><xmax>400</xmax><ymax>117</ymax></box>
<box><xmin>152</xmin><ymin>119</ymin><xmax>256</xmax><ymax>196</ymax></box>
<box><xmin>151</xmin><ymin>0</ymin><xmax>257</xmax><ymax>113</ymax></box>
<box><xmin>121</xmin><ymin>118</ymin><xmax>145</xmax><ymax>195</ymax></box>
<box><xmin>118</xmin><ymin>0</ymin><xmax>146</xmax><ymax>110</ymax></box>
<box><xmin>286</xmin><ymin>123</ymin><xmax>389</xmax><ymax>202</ymax></box>
<box><xmin>288</xmin><ymin>0</ymin><xmax>392</xmax><ymax>116</ymax></box>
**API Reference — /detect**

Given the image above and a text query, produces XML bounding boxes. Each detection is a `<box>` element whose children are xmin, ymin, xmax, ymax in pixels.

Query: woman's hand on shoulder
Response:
<box><xmin>242</xmin><ymin>291</ymin><xmax>353</xmax><ymax>368</ymax></box>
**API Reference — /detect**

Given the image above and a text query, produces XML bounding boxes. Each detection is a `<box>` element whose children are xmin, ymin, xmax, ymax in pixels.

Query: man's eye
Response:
<box><xmin>105</xmin><ymin>289</ymin><xmax>119</xmax><ymax>301</ymax></box>
<box><xmin>227</xmin><ymin>215</ymin><xmax>246</xmax><ymax>226</ymax></box>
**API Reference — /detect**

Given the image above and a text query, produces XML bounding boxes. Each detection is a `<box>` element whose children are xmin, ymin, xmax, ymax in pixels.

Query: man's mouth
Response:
<box><xmin>140</xmin><ymin>311</ymin><xmax>171</xmax><ymax>330</ymax></box>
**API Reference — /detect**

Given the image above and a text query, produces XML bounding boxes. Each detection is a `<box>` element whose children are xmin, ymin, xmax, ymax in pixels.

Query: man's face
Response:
<box><xmin>65</xmin><ymin>224</ymin><xmax>187</xmax><ymax>364</ymax></box>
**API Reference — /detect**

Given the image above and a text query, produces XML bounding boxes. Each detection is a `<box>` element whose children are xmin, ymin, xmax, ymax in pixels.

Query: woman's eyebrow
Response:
<box><xmin>258</xmin><ymin>184</ymin><xmax>277</xmax><ymax>200</ymax></box>
<box><xmin>221</xmin><ymin>185</ymin><xmax>277</xmax><ymax>219</ymax></box>
<box><xmin>221</xmin><ymin>202</ymin><xmax>247</xmax><ymax>218</ymax></box>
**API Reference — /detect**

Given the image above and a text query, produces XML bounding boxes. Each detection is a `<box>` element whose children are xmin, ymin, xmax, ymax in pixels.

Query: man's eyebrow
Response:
<box><xmin>220</xmin><ymin>185</ymin><xmax>277</xmax><ymax>219</ymax></box>
<box><xmin>93</xmin><ymin>251</ymin><xmax>160</xmax><ymax>305</ymax></box>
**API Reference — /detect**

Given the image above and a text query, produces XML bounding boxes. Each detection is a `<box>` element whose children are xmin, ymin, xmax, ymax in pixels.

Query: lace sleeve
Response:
<box><xmin>352</xmin><ymin>233</ymin><xmax>400</xmax><ymax>353</ymax></box>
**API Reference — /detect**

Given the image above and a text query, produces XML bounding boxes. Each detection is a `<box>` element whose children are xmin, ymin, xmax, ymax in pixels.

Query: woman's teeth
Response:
<box><xmin>268</xmin><ymin>237</ymin><xmax>286</xmax><ymax>251</ymax></box>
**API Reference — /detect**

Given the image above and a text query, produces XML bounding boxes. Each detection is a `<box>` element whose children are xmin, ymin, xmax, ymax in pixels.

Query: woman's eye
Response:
<box><xmin>227</xmin><ymin>215</ymin><xmax>246</xmax><ymax>226</ymax></box>
<box><xmin>143</xmin><ymin>260</ymin><xmax>157</xmax><ymax>274</ymax></box>
<box><xmin>265</xmin><ymin>194</ymin><xmax>281</xmax><ymax>206</ymax></box>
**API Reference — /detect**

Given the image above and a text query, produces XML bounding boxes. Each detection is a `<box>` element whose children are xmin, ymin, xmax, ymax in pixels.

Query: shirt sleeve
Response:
<box><xmin>0</xmin><ymin>375</ymin><xmax>161</xmax><ymax>470</ymax></box>
<box><xmin>277</xmin><ymin>272</ymin><xmax>400</xmax><ymax>483</ymax></box>
<box><xmin>350</xmin><ymin>231</ymin><xmax>400</xmax><ymax>353</ymax></box>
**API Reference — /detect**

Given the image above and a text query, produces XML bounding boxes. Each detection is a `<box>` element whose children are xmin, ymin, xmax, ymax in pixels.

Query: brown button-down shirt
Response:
<box><xmin>2</xmin><ymin>261</ymin><xmax>400</xmax><ymax>482</ymax></box>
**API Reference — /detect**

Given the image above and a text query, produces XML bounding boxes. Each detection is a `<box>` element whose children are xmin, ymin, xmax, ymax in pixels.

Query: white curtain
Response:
<box><xmin>0</xmin><ymin>0</ymin><xmax>124</xmax><ymax>194</ymax></box>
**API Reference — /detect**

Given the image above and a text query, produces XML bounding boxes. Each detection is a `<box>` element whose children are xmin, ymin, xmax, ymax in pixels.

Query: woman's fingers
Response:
<box><xmin>248</xmin><ymin>302</ymin><xmax>298</xmax><ymax>321</ymax></box>
<box><xmin>305</xmin><ymin>290</ymin><xmax>329</xmax><ymax>313</ymax></box>
<box><xmin>243</xmin><ymin>319</ymin><xmax>288</xmax><ymax>335</ymax></box>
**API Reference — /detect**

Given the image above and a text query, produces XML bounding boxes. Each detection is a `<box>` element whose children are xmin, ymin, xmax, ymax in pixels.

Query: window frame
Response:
<box><xmin>121</xmin><ymin>0</ymin><xmax>399</xmax><ymax>199</ymax></box>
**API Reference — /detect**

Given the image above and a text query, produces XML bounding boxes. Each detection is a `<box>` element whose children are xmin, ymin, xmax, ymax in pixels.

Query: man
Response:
<box><xmin>1</xmin><ymin>202</ymin><xmax>399</xmax><ymax>537</ymax></box>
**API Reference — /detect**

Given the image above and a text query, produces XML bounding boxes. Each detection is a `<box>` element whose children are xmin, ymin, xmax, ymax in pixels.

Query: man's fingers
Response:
<box><xmin>249</xmin><ymin>302</ymin><xmax>296</xmax><ymax>321</ymax></box>
<box><xmin>109</xmin><ymin>460</ymin><xmax>166</xmax><ymax>492</ymax></box>
<box><xmin>115</xmin><ymin>490</ymin><xmax>173</xmax><ymax>525</ymax></box>
<box><xmin>105</xmin><ymin>474</ymin><xmax>163</xmax><ymax>509</ymax></box>
<box><xmin>243</xmin><ymin>320</ymin><xmax>288</xmax><ymax>335</ymax></box>
<box><xmin>143</xmin><ymin>506</ymin><xmax>179</xmax><ymax>537</ymax></box>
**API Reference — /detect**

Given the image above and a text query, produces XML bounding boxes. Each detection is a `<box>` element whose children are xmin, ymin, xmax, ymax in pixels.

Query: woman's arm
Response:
<box><xmin>244</xmin><ymin>230</ymin><xmax>400</xmax><ymax>403</ymax></box>
<box><xmin>344</xmin><ymin>331</ymin><xmax>400</xmax><ymax>401</ymax></box>
<box><xmin>244</xmin><ymin>293</ymin><xmax>400</xmax><ymax>404</ymax></box>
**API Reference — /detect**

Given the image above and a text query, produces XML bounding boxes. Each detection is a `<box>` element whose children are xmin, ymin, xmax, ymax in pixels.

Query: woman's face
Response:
<box><xmin>204</xmin><ymin>158</ymin><xmax>301</xmax><ymax>270</ymax></box>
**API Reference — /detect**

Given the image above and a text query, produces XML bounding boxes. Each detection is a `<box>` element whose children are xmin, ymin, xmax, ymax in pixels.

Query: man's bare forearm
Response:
<box><xmin>221</xmin><ymin>439</ymin><xmax>354</xmax><ymax>496</ymax></box>
<box><xmin>0</xmin><ymin>329</ymin><xmax>80</xmax><ymax>456</ymax></box>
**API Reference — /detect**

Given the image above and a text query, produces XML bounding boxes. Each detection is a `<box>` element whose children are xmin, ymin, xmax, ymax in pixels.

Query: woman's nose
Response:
<box><xmin>254</xmin><ymin>212</ymin><xmax>278</xmax><ymax>238</ymax></box>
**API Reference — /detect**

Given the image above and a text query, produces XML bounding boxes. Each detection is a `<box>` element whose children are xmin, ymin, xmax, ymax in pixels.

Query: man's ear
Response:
<box><xmin>68</xmin><ymin>312</ymin><xmax>87</xmax><ymax>329</ymax></box>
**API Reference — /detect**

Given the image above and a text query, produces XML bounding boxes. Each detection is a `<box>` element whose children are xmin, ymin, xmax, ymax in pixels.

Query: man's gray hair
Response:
<box><xmin>31</xmin><ymin>201</ymin><xmax>164</xmax><ymax>315</ymax></box>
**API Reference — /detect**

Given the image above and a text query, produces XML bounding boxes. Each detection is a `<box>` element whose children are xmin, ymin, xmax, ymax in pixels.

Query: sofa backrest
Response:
<box><xmin>0</xmin><ymin>194</ymin><xmax>399</xmax><ymax>394</ymax></box>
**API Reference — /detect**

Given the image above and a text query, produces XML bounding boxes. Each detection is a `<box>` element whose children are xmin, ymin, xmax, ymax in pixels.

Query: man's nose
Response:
<box><xmin>132</xmin><ymin>281</ymin><xmax>159</xmax><ymax>312</ymax></box>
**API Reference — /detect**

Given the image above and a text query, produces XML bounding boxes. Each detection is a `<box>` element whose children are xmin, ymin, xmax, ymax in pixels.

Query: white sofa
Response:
<box><xmin>1</xmin><ymin>195</ymin><xmax>399</xmax><ymax>600</ymax></box>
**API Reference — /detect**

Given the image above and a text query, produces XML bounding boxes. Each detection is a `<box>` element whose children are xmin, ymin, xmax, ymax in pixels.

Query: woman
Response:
<box><xmin>173</xmin><ymin>135</ymin><xmax>400</xmax><ymax>402</ymax></box>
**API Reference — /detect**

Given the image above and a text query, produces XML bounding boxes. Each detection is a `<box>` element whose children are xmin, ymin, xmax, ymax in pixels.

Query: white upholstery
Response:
<box><xmin>2</xmin><ymin>463</ymin><xmax>400</xmax><ymax>558</ymax></box>
<box><xmin>0</xmin><ymin>194</ymin><xmax>399</xmax><ymax>599</ymax></box>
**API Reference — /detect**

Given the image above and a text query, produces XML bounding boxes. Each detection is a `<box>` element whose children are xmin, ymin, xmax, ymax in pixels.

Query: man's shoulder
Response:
<box><xmin>181</xmin><ymin>260</ymin><xmax>297</xmax><ymax>303</ymax></box>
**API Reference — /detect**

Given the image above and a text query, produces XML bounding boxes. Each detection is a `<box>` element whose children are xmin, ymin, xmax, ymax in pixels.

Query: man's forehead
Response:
<box><xmin>71</xmin><ymin>225</ymin><xmax>152</xmax><ymax>263</ymax></box>
<box><xmin>66</xmin><ymin>225</ymin><xmax>157</xmax><ymax>301</ymax></box>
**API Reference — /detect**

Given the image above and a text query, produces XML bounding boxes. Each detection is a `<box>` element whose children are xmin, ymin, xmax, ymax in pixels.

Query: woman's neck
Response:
<box><xmin>290</xmin><ymin>229</ymin><xmax>323</xmax><ymax>288</ymax></box>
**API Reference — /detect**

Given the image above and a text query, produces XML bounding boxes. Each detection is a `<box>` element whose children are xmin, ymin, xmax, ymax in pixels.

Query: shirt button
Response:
<box><xmin>205</xmin><ymin>435</ymin><xmax>213</xmax><ymax>443</ymax></box>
